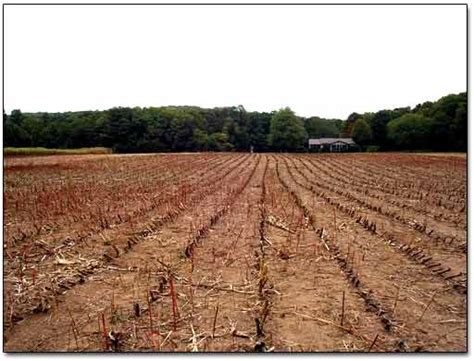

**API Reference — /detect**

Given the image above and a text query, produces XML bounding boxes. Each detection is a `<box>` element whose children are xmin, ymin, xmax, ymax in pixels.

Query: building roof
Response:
<box><xmin>308</xmin><ymin>138</ymin><xmax>356</xmax><ymax>146</ymax></box>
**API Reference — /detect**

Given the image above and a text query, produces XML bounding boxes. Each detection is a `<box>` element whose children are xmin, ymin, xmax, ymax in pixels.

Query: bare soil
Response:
<box><xmin>3</xmin><ymin>152</ymin><xmax>466</xmax><ymax>352</ymax></box>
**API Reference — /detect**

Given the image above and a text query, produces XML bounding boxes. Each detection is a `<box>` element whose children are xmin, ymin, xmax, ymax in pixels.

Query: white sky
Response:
<box><xmin>3</xmin><ymin>3</ymin><xmax>467</xmax><ymax>119</ymax></box>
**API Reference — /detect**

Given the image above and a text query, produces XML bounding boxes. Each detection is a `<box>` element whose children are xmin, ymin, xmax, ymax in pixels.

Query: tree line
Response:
<box><xmin>3</xmin><ymin>92</ymin><xmax>466</xmax><ymax>153</ymax></box>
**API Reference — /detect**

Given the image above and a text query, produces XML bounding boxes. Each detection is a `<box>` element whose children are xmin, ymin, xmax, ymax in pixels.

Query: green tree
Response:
<box><xmin>4</xmin><ymin>109</ymin><xmax>30</xmax><ymax>147</ymax></box>
<box><xmin>193</xmin><ymin>128</ymin><xmax>209</xmax><ymax>151</ymax></box>
<box><xmin>171</xmin><ymin>112</ymin><xmax>199</xmax><ymax>151</ymax></box>
<box><xmin>452</xmin><ymin>99</ymin><xmax>467</xmax><ymax>151</ymax></box>
<box><xmin>104</xmin><ymin>107</ymin><xmax>148</xmax><ymax>152</ymax></box>
<box><xmin>368</xmin><ymin>110</ymin><xmax>391</xmax><ymax>149</ymax></box>
<box><xmin>268</xmin><ymin>107</ymin><xmax>307</xmax><ymax>152</ymax></box>
<box><xmin>428</xmin><ymin>93</ymin><xmax>466</xmax><ymax>151</ymax></box>
<box><xmin>342</xmin><ymin>112</ymin><xmax>362</xmax><ymax>137</ymax></box>
<box><xmin>10</xmin><ymin>109</ymin><xmax>24</xmax><ymax>125</ymax></box>
<box><xmin>247</xmin><ymin>111</ymin><xmax>272</xmax><ymax>152</ymax></box>
<box><xmin>208</xmin><ymin>132</ymin><xmax>233</xmax><ymax>151</ymax></box>
<box><xmin>3</xmin><ymin>92</ymin><xmax>465</xmax><ymax>153</ymax></box>
<box><xmin>365</xmin><ymin>108</ymin><xmax>411</xmax><ymax>150</ymax></box>
<box><xmin>304</xmin><ymin>117</ymin><xmax>341</xmax><ymax>138</ymax></box>
<box><xmin>351</xmin><ymin>118</ymin><xmax>372</xmax><ymax>146</ymax></box>
<box><xmin>387</xmin><ymin>114</ymin><xmax>433</xmax><ymax>150</ymax></box>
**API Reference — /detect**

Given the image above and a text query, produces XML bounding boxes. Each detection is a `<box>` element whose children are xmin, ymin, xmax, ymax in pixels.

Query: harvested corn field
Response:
<box><xmin>3</xmin><ymin>153</ymin><xmax>466</xmax><ymax>352</ymax></box>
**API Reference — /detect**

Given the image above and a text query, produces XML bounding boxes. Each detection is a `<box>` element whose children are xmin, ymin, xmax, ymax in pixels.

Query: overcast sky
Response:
<box><xmin>4</xmin><ymin>4</ymin><xmax>467</xmax><ymax>119</ymax></box>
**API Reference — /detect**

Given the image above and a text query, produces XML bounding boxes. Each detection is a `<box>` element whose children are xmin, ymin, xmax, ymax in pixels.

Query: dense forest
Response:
<box><xmin>3</xmin><ymin>92</ymin><xmax>466</xmax><ymax>153</ymax></box>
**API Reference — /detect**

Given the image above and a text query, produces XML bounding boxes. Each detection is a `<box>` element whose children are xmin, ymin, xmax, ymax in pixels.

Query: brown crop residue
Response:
<box><xmin>3</xmin><ymin>153</ymin><xmax>466</xmax><ymax>352</ymax></box>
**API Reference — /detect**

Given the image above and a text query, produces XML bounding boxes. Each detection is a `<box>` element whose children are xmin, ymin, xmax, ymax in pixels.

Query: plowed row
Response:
<box><xmin>3</xmin><ymin>153</ymin><xmax>466</xmax><ymax>352</ymax></box>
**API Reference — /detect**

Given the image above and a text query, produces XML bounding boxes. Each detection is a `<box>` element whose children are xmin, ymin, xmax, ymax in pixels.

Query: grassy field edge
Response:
<box><xmin>4</xmin><ymin>147</ymin><xmax>113</xmax><ymax>156</ymax></box>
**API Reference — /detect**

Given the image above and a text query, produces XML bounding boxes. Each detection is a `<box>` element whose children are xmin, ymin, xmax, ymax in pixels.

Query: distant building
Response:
<box><xmin>308</xmin><ymin>138</ymin><xmax>358</xmax><ymax>152</ymax></box>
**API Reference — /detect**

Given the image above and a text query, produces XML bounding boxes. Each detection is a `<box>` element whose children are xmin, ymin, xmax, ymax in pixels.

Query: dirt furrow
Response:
<box><xmin>330</xmin><ymin>156</ymin><xmax>466</xmax><ymax>213</ymax></box>
<box><xmin>5</xmin><ymin>153</ymin><xmax>233</xmax><ymax>248</ymax></box>
<box><xmin>276</xmin><ymin>156</ymin><xmax>466</xmax><ymax>351</ymax></box>
<box><xmin>306</xmin><ymin>156</ymin><xmax>466</xmax><ymax>229</ymax></box>
<box><xmin>285</xmin><ymin>156</ymin><xmax>467</xmax><ymax>293</ymax></box>
<box><xmin>3</xmin><ymin>154</ymin><xmax>251</xmax><ymax>330</ymax></box>
<box><xmin>287</xmin><ymin>156</ymin><xmax>467</xmax><ymax>283</ymax></box>
<box><xmin>261</xmin><ymin>158</ymin><xmax>395</xmax><ymax>351</ymax></box>
<box><xmin>3</xmin><ymin>155</ymin><xmax>261</xmax><ymax>351</ymax></box>
<box><xmin>293</xmin><ymin>156</ymin><xmax>466</xmax><ymax>251</ymax></box>
<box><xmin>3</xmin><ymin>153</ymin><xmax>466</xmax><ymax>353</ymax></box>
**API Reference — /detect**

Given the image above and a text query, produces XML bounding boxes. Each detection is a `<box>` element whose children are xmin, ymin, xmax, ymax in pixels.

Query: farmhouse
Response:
<box><xmin>308</xmin><ymin>138</ymin><xmax>358</xmax><ymax>152</ymax></box>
